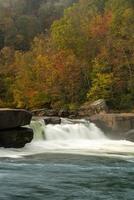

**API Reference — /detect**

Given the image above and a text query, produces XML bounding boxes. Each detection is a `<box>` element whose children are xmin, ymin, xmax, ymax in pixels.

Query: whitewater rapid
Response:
<box><xmin>0</xmin><ymin>118</ymin><xmax>134</xmax><ymax>159</ymax></box>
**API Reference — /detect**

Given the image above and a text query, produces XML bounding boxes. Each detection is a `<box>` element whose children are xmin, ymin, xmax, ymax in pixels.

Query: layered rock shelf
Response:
<box><xmin>0</xmin><ymin>109</ymin><xmax>32</xmax><ymax>130</ymax></box>
<box><xmin>90</xmin><ymin>113</ymin><xmax>134</xmax><ymax>141</ymax></box>
<box><xmin>0</xmin><ymin>127</ymin><xmax>33</xmax><ymax>148</ymax></box>
<box><xmin>0</xmin><ymin>109</ymin><xmax>33</xmax><ymax>148</ymax></box>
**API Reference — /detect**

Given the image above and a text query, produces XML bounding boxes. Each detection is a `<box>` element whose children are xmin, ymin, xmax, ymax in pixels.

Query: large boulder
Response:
<box><xmin>0</xmin><ymin>127</ymin><xmax>33</xmax><ymax>148</ymax></box>
<box><xmin>89</xmin><ymin>113</ymin><xmax>134</xmax><ymax>140</ymax></box>
<box><xmin>78</xmin><ymin>99</ymin><xmax>108</xmax><ymax>117</ymax></box>
<box><xmin>0</xmin><ymin>109</ymin><xmax>32</xmax><ymax>130</ymax></box>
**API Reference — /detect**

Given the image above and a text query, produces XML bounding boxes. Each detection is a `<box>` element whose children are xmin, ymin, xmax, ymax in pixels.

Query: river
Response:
<box><xmin>0</xmin><ymin>118</ymin><xmax>134</xmax><ymax>199</ymax></box>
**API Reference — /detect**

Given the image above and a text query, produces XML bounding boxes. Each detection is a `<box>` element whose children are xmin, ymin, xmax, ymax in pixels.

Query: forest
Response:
<box><xmin>0</xmin><ymin>0</ymin><xmax>134</xmax><ymax>111</ymax></box>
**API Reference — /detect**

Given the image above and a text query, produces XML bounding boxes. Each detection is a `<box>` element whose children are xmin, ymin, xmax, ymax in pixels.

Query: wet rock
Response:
<box><xmin>58</xmin><ymin>108</ymin><xmax>69</xmax><ymax>117</ymax></box>
<box><xmin>89</xmin><ymin>113</ymin><xmax>134</xmax><ymax>140</ymax></box>
<box><xmin>0</xmin><ymin>127</ymin><xmax>33</xmax><ymax>148</ymax></box>
<box><xmin>0</xmin><ymin>109</ymin><xmax>32</xmax><ymax>130</ymax></box>
<box><xmin>125</xmin><ymin>130</ymin><xmax>134</xmax><ymax>142</ymax></box>
<box><xmin>44</xmin><ymin>117</ymin><xmax>61</xmax><ymax>125</ymax></box>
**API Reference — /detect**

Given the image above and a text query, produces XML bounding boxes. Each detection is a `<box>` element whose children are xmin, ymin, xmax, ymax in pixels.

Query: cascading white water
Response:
<box><xmin>30</xmin><ymin>118</ymin><xmax>106</xmax><ymax>141</ymax></box>
<box><xmin>0</xmin><ymin>118</ymin><xmax>134</xmax><ymax>159</ymax></box>
<box><xmin>45</xmin><ymin>122</ymin><xmax>106</xmax><ymax>141</ymax></box>
<box><xmin>30</xmin><ymin>119</ymin><xmax>46</xmax><ymax>140</ymax></box>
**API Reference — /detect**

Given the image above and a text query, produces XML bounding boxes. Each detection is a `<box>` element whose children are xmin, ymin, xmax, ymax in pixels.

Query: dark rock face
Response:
<box><xmin>89</xmin><ymin>113</ymin><xmax>134</xmax><ymax>140</ymax></box>
<box><xmin>0</xmin><ymin>109</ymin><xmax>33</xmax><ymax>148</ymax></box>
<box><xmin>78</xmin><ymin>99</ymin><xmax>108</xmax><ymax>117</ymax></box>
<box><xmin>0</xmin><ymin>128</ymin><xmax>33</xmax><ymax>148</ymax></box>
<box><xmin>44</xmin><ymin>117</ymin><xmax>61</xmax><ymax>125</ymax></box>
<box><xmin>0</xmin><ymin>109</ymin><xmax>32</xmax><ymax>130</ymax></box>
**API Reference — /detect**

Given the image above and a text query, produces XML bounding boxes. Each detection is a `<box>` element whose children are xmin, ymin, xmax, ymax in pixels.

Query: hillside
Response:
<box><xmin>0</xmin><ymin>0</ymin><xmax>134</xmax><ymax>111</ymax></box>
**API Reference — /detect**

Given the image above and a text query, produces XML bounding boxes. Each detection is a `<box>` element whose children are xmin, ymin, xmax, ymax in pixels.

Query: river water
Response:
<box><xmin>0</xmin><ymin>119</ymin><xmax>134</xmax><ymax>200</ymax></box>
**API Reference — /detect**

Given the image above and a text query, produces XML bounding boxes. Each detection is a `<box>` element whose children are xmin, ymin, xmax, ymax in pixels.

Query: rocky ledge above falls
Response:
<box><xmin>89</xmin><ymin>113</ymin><xmax>134</xmax><ymax>141</ymax></box>
<box><xmin>0</xmin><ymin>108</ymin><xmax>32</xmax><ymax>130</ymax></box>
<box><xmin>0</xmin><ymin>109</ymin><xmax>33</xmax><ymax>148</ymax></box>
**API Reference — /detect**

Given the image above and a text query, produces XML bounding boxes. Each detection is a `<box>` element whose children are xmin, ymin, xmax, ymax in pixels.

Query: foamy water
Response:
<box><xmin>0</xmin><ymin>118</ymin><xmax>134</xmax><ymax>159</ymax></box>
<box><xmin>1</xmin><ymin>118</ymin><xmax>134</xmax><ymax>200</ymax></box>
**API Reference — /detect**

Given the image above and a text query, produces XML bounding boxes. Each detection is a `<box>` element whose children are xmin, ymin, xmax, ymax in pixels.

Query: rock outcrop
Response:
<box><xmin>44</xmin><ymin>117</ymin><xmax>61</xmax><ymax>125</ymax></box>
<box><xmin>78</xmin><ymin>99</ymin><xmax>108</xmax><ymax>117</ymax></box>
<box><xmin>32</xmin><ymin>108</ymin><xmax>78</xmax><ymax>118</ymax></box>
<box><xmin>32</xmin><ymin>100</ymin><xmax>108</xmax><ymax>119</ymax></box>
<box><xmin>0</xmin><ymin>109</ymin><xmax>32</xmax><ymax>130</ymax></box>
<box><xmin>89</xmin><ymin>113</ymin><xmax>134</xmax><ymax>140</ymax></box>
<box><xmin>0</xmin><ymin>127</ymin><xmax>33</xmax><ymax>148</ymax></box>
<box><xmin>0</xmin><ymin>109</ymin><xmax>33</xmax><ymax>148</ymax></box>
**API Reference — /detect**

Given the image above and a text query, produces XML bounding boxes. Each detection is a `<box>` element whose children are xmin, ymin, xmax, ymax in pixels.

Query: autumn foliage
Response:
<box><xmin>0</xmin><ymin>0</ymin><xmax>134</xmax><ymax>110</ymax></box>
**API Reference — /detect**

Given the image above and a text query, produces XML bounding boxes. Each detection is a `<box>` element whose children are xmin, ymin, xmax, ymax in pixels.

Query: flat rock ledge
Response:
<box><xmin>0</xmin><ymin>108</ymin><xmax>32</xmax><ymax>130</ymax></box>
<box><xmin>0</xmin><ymin>109</ymin><xmax>33</xmax><ymax>148</ymax></box>
<box><xmin>89</xmin><ymin>113</ymin><xmax>134</xmax><ymax>141</ymax></box>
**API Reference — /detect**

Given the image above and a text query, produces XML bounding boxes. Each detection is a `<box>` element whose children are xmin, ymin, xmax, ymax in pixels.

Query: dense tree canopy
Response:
<box><xmin>0</xmin><ymin>0</ymin><xmax>134</xmax><ymax>110</ymax></box>
<box><xmin>0</xmin><ymin>0</ymin><xmax>77</xmax><ymax>50</ymax></box>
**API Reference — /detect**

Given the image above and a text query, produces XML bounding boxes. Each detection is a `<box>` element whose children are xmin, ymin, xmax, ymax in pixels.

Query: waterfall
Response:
<box><xmin>30</xmin><ymin>119</ymin><xmax>45</xmax><ymax>140</ymax></box>
<box><xmin>0</xmin><ymin>118</ymin><xmax>134</xmax><ymax>158</ymax></box>
<box><xmin>30</xmin><ymin>118</ymin><xmax>106</xmax><ymax>141</ymax></box>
